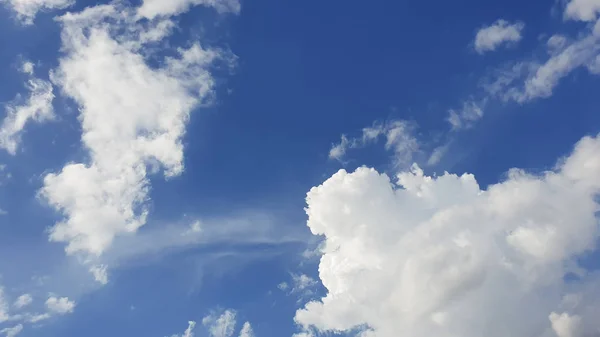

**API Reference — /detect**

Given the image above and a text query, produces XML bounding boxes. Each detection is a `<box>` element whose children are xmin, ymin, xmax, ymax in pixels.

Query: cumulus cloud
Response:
<box><xmin>564</xmin><ymin>0</ymin><xmax>600</xmax><ymax>21</ymax></box>
<box><xmin>0</xmin><ymin>62</ymin><xmax>54</xmax><ymax>155</ymax></box>
<box><xmin>329</xmin><ymin>120</ymin><xmax>419</xmax><ymax>166</ymax></box>
<box><xmin>39</xmin><ymin>3</ymin><xmax>233</xmax><ymax>259</ymax></box>
<box><xmin>1</xmin><ymin>0</ymin><xmax>73</xmax><ymax>24</ymax></box>
<box><xmin>45</xmin><ymin>296</ymin><xmax>75</xmax><ymax>315</ymax></box>
<box><xmin>474</xmin><ymin>19</ymin><xmax>524</xmax><ymax>54</ymax></box>
<box><xmin>0</xmin><ymin>324</ymin><xmax>22</xmax><ymax>337</ymax></box>
<box><xmin>12</xmin><ymin>295</ymin><xmax>32</xmax><ymax>310</ymax></box>
<box><xmin>137</xmin><ymin>0</ymin><xmax>240</xmax><ymax>19</ymax></box>
<box><xmin>295</xmin><ymin>133</ymin><xmax>600</xmax><ymax>337</ymax></box>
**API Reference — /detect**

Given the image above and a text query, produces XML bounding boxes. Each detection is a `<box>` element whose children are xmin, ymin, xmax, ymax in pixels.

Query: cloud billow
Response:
<box><xmin>295</xmin><ymin>134</ymin><xmax>600</xmax><ymax>337</ymax></box>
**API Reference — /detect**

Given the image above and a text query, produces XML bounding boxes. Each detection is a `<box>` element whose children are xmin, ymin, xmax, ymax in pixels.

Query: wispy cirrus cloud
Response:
<box><xmin>329</xmin><ymin>120</ymin><xmax>419</xmax><ymax>166</ymax></box>
<box><xmin>0</xmin><ymin>61</ymin><xmax>54</xmax><ymax>155</ymax></box>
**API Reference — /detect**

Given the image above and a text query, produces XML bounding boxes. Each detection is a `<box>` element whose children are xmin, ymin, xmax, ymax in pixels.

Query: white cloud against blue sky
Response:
<box><xmin>2</xmin><ymin>0</ymin><xmax>600</xmax><ymax>337</ymax></box>
<box><xmin>474</xmin><ymin>19</ymin><xmax>525</xmax><ymax>54</ymax></box>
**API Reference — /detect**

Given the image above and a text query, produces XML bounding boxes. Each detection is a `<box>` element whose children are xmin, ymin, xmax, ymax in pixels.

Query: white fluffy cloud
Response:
<box><xmin>0</xmin><ymin>62</ymin><xmax>54</xmax><ymax>155</ymax></box>
<box><xmin>474</xmin><ymin>19</ymin><xmax>524</xmax><ymax>54</ymax></box>
<box><xmin>329</xmin><ymin>120</ymin><xmax>419</xmax><ymax>166</ymax></box>
<box><xmin>0</xmin><ymin>324</ymin><xmax>22</xmax><ymax>337</ymax></box>
<box><xmin>137</xmin><ymin>0</ymin><xmax>240</xmax><ymax>19</ymax></box>
<box><xmin>295</xmin><ymin>133</ymin><xmax>600</xmax><ymax>337</ymax></box>
<box><xmin>39</xmin><ymin>3</ymin><xmax>232</xmax><ymax>259</ymax></box>
<box><xmin>1</xmin><ymin>0</ymin><xmax>73</xmax><ymax>24</ymax></box>
<box><xmin>45</xmin><ymin>296</ymin><xmax>75</xmax><ymax>315</ymax></box>
<box><xmin>12</xmin><ymin>295</ymin><xmax>32</xmax><ymax>310</ymax></box>
<box><xmin>565</xmin><ymin>0</ymin><xmax>600</xmax><ymax>21</ymax></box>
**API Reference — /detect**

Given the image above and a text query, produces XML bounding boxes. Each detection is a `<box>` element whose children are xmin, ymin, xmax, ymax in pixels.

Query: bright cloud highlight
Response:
<box><xmin>296</xmin><ymin>133</ymin><xmax>600</xmax><ymax>337</ymax></box>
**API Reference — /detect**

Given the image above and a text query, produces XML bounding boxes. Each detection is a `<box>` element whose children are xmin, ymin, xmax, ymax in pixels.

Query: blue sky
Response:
<box><xmin>2</xmin><ymin>0</ymin><xmax>600</xmax><ymax>337</ymax></box>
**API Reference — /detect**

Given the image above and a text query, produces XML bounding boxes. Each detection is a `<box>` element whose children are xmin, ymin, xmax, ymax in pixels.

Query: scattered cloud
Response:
<box><xmin>26</xmin><ymin>313</ymin><xmax>50</xmax><ymax>323</ymax></box>
<box><xmin>0</xmin><ymin>288</ymin><xmax>63</xmax><ymax>331</ymax></box>
<box><xmin>0</xmin><ymin>324</ymin><xmax>22</xmax><ymax>337</ymax></box>
<box><xmin>12</xmin><ymin>295</ymin><xmax>32</xmax><ymax>310</ymax></box>
<box><xmin>447</xmin><ymin>99</ymin><xmax>486</xmax><ymax>130</ymax></box>
<box><xmin>137</xmin><ymin>0</ymin><xmax>240</xmax><ymax>19</ymax></box>
<box><xmin>474</xmin><ymin>19</ymin><xmax>524</xmax><ymax>54</ymax></box>
<box><xmin>329</xmin><ymin>120</ymin><xmax>419</xmax><ymax>166</ymax></box>
<box><xmin>170</xmin><ymin>321</ymin><xmax>197</xmax><ymax>337</ymax></box>
<box><xmin>20</xmin><ymin>62</ymin><xmax>34</xmax><ymax>76</ymax></box>
<box><xmin>203</xmin><ymin>310</ymin><xmax>237</xmax><ymax>337</ymax></box>
<box><xmin>564</xmin><ymin>0</ymin><xmax>600</xmax><ymax>21</ymax></box>
<box><xmin>201</xmin><ymin>310</ymin><xmax>254</xmax><ymax>337</ymax></box>
<box><xmin>39</xmin><ymin>3</ymin><xmax>234</xmax><ymax>259</ymax></box>
<box><xmin>291</xmin><ymin>274</ymin><xmax>317</xmax><ymax>293</ymax></box>
<box><xmin>328</xmin><ymin>135</ymin><xmax>350</xmax><ymax>162</ymax></box>
<box><xmin>483</xmin><ymin>23</ymin><xmax>600</xmax><ymax>104</ymax></box>
<box><xmin>89</xmin><ymin>265</ymin><xmax>108</xmax><ymax>285</ymax></box>
<box><xmin>1</xmin><ymin>0</ymin><xmax>73</xmax><ymax>24</ymax></box>
<box><xmin>0</xmin><ymin>61</ymin><xmax>54</xmax><ymax>155</ymax></box>
<box><xmin>295</xmin><ymin>133</ymin><xmax>600</xmax><ymax>337</ymax></box>
<box><xmin>238</xmin><ymin>322</ymin><xmax>254</xmax><ymax>337</ymax></box>
<box><xmin>547</xmin><ymin>34</ymin><xmax>569</xmax><ymax>54</ymax></box>
<box><xmin>426</xmin><ymin>144</ymin><xmax>450</xmax><ymax>166</ymax></box>
<box><xmin>45</xmin><ymin>296</ymin><xmax>75</xmax><ymax>315</ymax></box>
